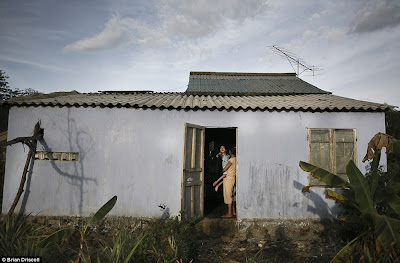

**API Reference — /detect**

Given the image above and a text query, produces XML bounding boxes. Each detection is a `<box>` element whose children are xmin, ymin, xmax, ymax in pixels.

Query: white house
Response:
<box><xmin>0</xmin><ymin>72</ymin><xmax>392</xmax><ymax>221</ymax></box>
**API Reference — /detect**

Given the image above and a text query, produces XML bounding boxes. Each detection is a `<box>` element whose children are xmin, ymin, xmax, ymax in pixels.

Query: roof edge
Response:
<box><xmin>189</xmin><ymin>71</ymin><xmax>297</xmax><ymax>76</ymax></box>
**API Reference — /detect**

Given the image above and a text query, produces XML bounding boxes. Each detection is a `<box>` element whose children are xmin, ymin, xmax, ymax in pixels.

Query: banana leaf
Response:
<box><xmin>299</xmin><ymin>161</ymin><xmax>350</xmax><ymax>188</ymax></box>
<box><xmin>369</xmin><ymin>150</ymin><xmax>381</xmax><ymax>198</ymax></box>
<box><xmin>325</xmin><ymin>189</ymin><xmax>348</xmax><ymax>203</ymax></box>
<box><xmin>387</xmin><ymin>194</ymin><xmax>400</xmax><ymax>216</ymax></box>
<box><xmin>386</xmin><ymin>173</ymin><xmax>400</xmax><ymax>195</ymax></box>
<box><xmin>338</xmin><ymin>214</ymin><xmax>363</xmax><ymax>224</ymax></box>
<box><xmin>372</xmin><ymin>213</ymin><xmax>400</xmax><ymax>248</ymax></box>
<box><xmin>302</xmin><ymin>185</ymin><xmax>341</xmax><ymax>193</ymax></box>
<box><xmin>346</xmin><ymin>160</ymin><xmax>376</xmax><ymax>215</ymax></box>
<box><xmin>374</xmin><ymin>190</ymin><xmax>400</xmax><ymax>217</ymax></box>
<box><xmin>374</xmin><ymin>173</ymin><xmax>400</xmax><ymax>204</ymax></box>
<box><xmin>392</xmin><ymin>139</ymin><xmax>400</xmax><ymax>157</ymax></box>
<box><xmin>330</xmin><ymin>231</ymin><xmax>367</xmax><ymax>263</ymax></box>
<box><xmin>88</xmin><ymin>196</ymin><xmax>117</xmax><ymax>226</ymax></box>
<box><xmin>37</xmin><ymin>227</ymin><xmax>76</xmax><ymax>248</ymax></box>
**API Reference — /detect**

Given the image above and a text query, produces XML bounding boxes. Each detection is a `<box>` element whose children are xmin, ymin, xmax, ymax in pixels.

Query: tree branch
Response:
<box><xmin>7</xmin><ymin>121</ymin><xmax>42</xmax><ymax>216</ymax></box>
<box><xmin>0</xmin><ymin>132</ymin><xmax>44</xmax><ymax>149</ymax></box>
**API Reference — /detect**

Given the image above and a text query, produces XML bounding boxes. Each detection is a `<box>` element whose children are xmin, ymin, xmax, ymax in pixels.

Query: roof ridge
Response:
<box><xmin>190</xmin><ymin>71</ymin><xmax>296</xmax><ymax>76</ymax></box>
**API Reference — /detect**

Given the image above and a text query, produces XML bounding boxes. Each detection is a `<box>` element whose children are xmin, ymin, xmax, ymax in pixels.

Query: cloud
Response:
<box><xmin>310</xmin><ymin>13</ymin><xmax>320</xmax><ymax>21</ymax></box>
<box><xmin>64</xmin><ymin>15</ymin><xmax>136</xmax><ymax>52</ymax></box>
<box><xmin>0</xmin><ymin>55</ymin><xmax>66</xmax><ymax>72</ymax></box>
<box><xmin>159</xmin><ymin>0</ymin><xmax>268</xmax><ymax>38</ymax></box>
<box><xmin>64</xmin><ymin>0</ymin><xmax>268</xmax><ymax>52</ymax></box>
<box><xmin>350</xmin><ymin>0</ymin><xmax>400</xmax><ymax>33</ymax></box>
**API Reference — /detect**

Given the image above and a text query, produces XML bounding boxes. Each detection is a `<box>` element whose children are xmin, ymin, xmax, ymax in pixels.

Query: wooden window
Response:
<box><xmin>308</xmin><ymin>129</ymin><xmax>357</xmax><ymax>184</ymax></box>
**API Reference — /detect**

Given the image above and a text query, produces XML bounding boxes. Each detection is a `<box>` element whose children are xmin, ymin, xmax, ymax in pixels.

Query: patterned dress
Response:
<box><xmin>221</xmin><ymin>154</ymin><xmax>230</xmax><ymax>175</ymax></box>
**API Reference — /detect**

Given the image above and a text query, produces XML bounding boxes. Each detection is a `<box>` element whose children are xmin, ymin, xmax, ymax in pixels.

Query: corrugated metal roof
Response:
<box><xmin>0</xmin><ymin>92</ymin><xmax>392</xmax><ymax>112</ymax></box>
<box><xmin>186</xmin><ymin>72</ymin><xmax>330</xmax><ymax>94</ymax></box>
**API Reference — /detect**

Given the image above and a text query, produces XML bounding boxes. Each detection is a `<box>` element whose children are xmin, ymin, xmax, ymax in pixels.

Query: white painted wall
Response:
<box><xmin>2</xmin><ymin>107</ymin><xmax>385</xmax><ymax>219</ymax></box>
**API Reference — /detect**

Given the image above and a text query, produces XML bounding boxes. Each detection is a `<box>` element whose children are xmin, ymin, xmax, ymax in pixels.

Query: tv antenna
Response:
<box><xmin>270</xmin><ymin>45</ymin><xmax>322</xmax><ymax>76</ymax></box>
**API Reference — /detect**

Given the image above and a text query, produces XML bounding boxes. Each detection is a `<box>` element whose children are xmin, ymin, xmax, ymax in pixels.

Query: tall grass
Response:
<box><xmin>1</xmin><ymin>212</ymin><xmax>201</xmax><ymax>262</ymax></box>
<box><xmin>99</xmin><ymin>214</ymin><xmax>202</xmax><ymax>262</ymax></box>
<box><xmin>0</xmin><ymin>215</ymin><xmax>46</xmax><ymax>257</ymax></box>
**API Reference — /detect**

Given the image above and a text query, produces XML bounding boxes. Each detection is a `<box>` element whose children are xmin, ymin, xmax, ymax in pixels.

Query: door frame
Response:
<box><xmin>181</xmin><ymin>124</ymin><xmax>238</xmax><ymax>218</ymax></box>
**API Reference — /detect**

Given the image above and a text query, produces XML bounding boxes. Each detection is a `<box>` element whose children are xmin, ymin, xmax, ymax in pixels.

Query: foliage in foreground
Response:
<box><xmin>98</xmin><ymin>212</ymin><xmax>201</xmax><ymax>262</ymax></box>
<box><xmin>300</xmin><ymin>133</ymin><xmax>400</xmax><ymax>262</ymax></box>
<box><xmin>0</xmin><ymin>214</ymin><xmax>47</xmax><ymax>257</ymax></box>
<box><xmin>38</xmin><ymin>196</ymin><xmax>118</xmax><ymax>262</ymax></box>
<box><xmin>1</xmin><ymin>196</ymin><xmax>201</xmax><ymax>262</ymax></box>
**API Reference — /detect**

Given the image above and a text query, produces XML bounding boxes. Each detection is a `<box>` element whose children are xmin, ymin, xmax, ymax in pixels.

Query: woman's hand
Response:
<box><xmin>213</xmin><ymin>181</ymin><xmax>217</xmax><ymax>186</ymax></box>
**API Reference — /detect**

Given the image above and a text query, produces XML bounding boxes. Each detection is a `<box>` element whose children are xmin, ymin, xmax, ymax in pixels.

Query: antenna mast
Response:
<box><xmin>271</xmin><ymin>45</ymin><xmax>321</xmax><ymax>76</ymax></box>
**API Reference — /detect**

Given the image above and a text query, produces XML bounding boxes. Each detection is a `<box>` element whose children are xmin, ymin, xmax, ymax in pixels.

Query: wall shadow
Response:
<box><xmin>18</xmin><ymin>160</ymin><xmax>34</xmax><ymax>215</ymax></box>
<box><xmin>292</xmin><ymin>180</ymin><xmax>339</xmax><ymax>218</ymax></box>
<box><xmin>18</xmin><ymin>109</ymin><xmax>98</xmax><ymax>216</ymax></box>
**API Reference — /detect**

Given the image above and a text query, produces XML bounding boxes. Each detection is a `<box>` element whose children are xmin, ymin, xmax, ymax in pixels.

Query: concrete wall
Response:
<box><xmin>2</xmin><ymin>107</ymin><xmax>385</xmax><ymax>219</ymax></box>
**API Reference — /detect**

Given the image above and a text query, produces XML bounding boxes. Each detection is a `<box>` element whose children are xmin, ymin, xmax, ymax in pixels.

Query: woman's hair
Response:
<box><xmin>228</xmin><ymin>146</ymin><xmax>236</xmax><ymax>156</ymax></box>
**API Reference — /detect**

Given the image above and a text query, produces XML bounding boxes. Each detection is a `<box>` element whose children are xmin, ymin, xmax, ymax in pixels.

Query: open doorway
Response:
<box><xmin>203</xmin><ymin>127</ymin><xmax>237</xmax><ymax>217</ymax></box>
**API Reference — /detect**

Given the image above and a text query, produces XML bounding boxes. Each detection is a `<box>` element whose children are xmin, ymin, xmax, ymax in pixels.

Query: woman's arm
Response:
<box><xmin>222</xmin><ymin>161</ymin><xmax>232</xmax><ymax>173</ymax></box>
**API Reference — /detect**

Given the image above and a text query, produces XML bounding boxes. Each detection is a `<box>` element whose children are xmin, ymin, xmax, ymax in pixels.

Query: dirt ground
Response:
<box><xmin>195</xmin><ymin>204</ymin><xmax>345</xmax><ymax>263</ymax></box>
<box><xmin>195</xmin><ymin>234</ymin><xmax>341</xmax><ymax>263</ymax></box>
<box><xmin>25</xmin><ymin>211</ymin><xmax>347</xmax><ymax>263</ymax></box>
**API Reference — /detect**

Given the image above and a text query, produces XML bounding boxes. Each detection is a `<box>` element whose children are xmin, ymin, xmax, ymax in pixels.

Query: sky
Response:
<box><xmin>1</xmin><ymin>0</ymin><xmax>400</xmax><ymax>108</ymax></box>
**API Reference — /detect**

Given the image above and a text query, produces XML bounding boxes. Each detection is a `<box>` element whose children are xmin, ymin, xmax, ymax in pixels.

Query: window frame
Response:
<box><xmin>308</xmin><ymin>128</ymin><xmax>357</xmax><ymax>184</ymax></box>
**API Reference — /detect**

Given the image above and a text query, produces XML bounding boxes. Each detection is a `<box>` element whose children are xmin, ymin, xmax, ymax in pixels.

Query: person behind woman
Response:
<box><xmin>213</xmin><ymin>146</ymin><xmax>236</xmax><ymax>218</ymax></box>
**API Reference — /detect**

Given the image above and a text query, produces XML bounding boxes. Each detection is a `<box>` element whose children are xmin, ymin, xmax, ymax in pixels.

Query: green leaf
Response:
<box><xmin>375</xmin><ymin>170</ymin><xmax>400</xmax><ymax>201</ymax></box>
<box><xmin>346</xmin><ymin>160</ymin><xmax>376</xmax><ymax>214</ymax></box>
<box><xmin>372</xmin><ymin>214</ymin><xmax>400</xmax><ymax>248</ymax></box>
<box><xmin>124</xmin><ymin>234</ymin><xmax>146</xmax><ymax>263</ymax></box>
<box><xmin>392</xmin><ymin>139</ymin><xmax>400</xmax><ymax>157</ymax></box>
<box><xmin>370</xmin><ymin>150</ymin><xmax>381</xmax><ymax>197</ymax></box>
<box><xmin>387</xmin><ymin>194</ymin><xmax>400</xmax><ymax>216</ymax></box>
<box><xmin>363</xmin><ymin>242</ymin><xmax>372</xmax><ymax>263</ymax></box>
<box><xmin>386</xmin><ymin>173</ymin><xmax>400</xmax><ymax>195</ymax></box>
<box><xmin>330</xmin><ymin>231</ymin><xmax>367</xmax><ymax>263</ymax></box>
<box><xmin>88</xmin><ymin>196</ymin><xmax>117</xmax><ymax>226</ymax></box>
<box><xmin>38</xmin><ymin>227</ymin><xmax>76</xmax><ymax>248</ymax></box>
<box><xmin>299</xmin><ymin>161</ymin><xmax>350</xmax><ymax>187</ymax></box>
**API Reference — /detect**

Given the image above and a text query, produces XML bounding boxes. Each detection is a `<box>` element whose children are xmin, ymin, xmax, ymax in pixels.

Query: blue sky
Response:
<box><xmin>1</xmin><ymin>0</ymin><xmax>400</xmax><ymax>107</ymax></box>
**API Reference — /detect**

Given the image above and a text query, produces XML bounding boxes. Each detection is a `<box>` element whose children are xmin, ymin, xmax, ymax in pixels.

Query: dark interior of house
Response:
<box><xmin>203</xmin><ymin>128</ymin><xmax>236</xmax><ymax>217</ymax></box>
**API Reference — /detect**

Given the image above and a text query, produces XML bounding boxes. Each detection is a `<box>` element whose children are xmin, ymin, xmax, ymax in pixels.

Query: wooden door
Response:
<box><xmin>182</xmin><ymin>123</ymin><xmax>205</xmax><ymax>218</ymax></box>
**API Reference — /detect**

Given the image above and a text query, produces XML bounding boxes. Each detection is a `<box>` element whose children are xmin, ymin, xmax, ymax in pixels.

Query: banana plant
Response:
<box><xmin>300</xmin><ymin>136</ymin><xmax>400</xmax><ymax>262</ymax></box>
<box><xmin>38</xmin><ymin>196</ymin><xmax>117</xmax><ymax>262</ymax></box>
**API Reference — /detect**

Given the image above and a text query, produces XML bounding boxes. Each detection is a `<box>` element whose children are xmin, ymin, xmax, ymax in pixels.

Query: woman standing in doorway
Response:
<box><xmin>213</xmin><ymin>147</ymin><xmax>236</xmax><ymax>218</ymax></box>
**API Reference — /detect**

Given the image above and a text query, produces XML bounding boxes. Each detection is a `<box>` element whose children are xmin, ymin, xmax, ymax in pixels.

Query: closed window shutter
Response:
<box><xmin>308</xmin><ymin>129</ymin><xmax>356</xmax><ymax>185</ymax></box>
<box><xmin>335</xmin><ymin>130</ymin><xmax>355</xmax><ymax>181</ymax></box>
<box><xmin>309</xmin><ymin>130</ymin><xmax>331</xmax><ymax>185</ymax></box>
